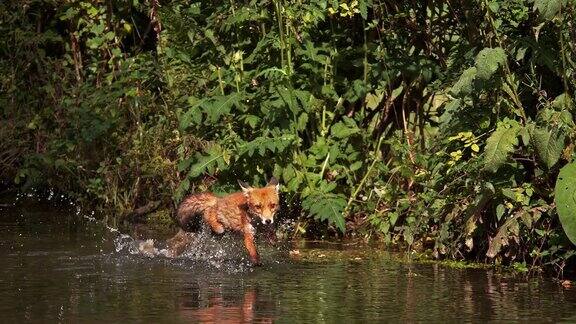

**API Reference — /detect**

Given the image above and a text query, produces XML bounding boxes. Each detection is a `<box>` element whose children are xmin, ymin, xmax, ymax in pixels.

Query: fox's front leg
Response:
<box><xmin>243</xmin><ymin>226</ymin><xmax>261</xmax><ymax>266</ymax></box>
<box><xmin>204</xmin><ymin>209</ymin><xmax>225</xmax><ymax>234</ymax></box>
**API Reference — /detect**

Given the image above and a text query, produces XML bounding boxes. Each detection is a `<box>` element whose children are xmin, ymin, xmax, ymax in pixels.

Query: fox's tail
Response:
<box><xmin>176</xmin><ymin>193</ymin><xmax>217</xmax><ymax>230</ymax></box>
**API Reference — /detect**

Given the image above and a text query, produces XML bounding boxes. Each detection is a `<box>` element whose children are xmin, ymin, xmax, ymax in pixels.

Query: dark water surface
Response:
<box><xmin>1</xmin><ymin>197</ymin><xmax>576</xmax><ymax>323</ymax></box>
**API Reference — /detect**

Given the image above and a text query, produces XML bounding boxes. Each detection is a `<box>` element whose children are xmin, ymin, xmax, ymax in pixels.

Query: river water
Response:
<box><xmin>1</xmin><ymin>196</ymin><xmax>576</xmax><ymax>323</ymax></box>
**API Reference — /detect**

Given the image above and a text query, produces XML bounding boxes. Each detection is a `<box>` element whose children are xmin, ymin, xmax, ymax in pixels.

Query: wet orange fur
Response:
<box><xmin>175</xmin><ymin>178</ymin><xmax>279</xmax><ymax>265</ymax></box>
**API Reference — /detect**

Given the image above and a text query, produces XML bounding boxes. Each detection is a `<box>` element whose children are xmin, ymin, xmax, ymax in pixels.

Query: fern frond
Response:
<box><xmin>302</xmin><ymin>190</ymin><xmax>347</xmax><ymax>232</ymax></box>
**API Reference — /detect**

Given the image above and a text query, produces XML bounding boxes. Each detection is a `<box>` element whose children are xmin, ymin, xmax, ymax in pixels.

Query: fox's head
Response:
<box><xmin>238</xmin><ymin>177</ymin><xmax>280</xmax><ymax>225</ymax></box>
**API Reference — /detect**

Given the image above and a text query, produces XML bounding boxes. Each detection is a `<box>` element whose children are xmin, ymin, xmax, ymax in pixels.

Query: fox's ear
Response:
<box><xmin>267</xmin><ymin>176</ymin><xmax>279</xmax><ymax>192</ymax></box>
<box><xmin>238</xmin><ymin>180</ymin><xmax>252</xmax><ymax>193</ymax></box>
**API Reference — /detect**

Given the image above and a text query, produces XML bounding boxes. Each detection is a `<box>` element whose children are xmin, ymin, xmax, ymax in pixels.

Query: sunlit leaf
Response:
<box><xmin>555</xmin><ymin>162</ymin><xmax>576</xmax><ymax>245</ymax></box>
<box><xmin>483</xmin><ymin>122</ymin><xmax>520</xmax><ymax>173</ymax></box>
<box><xmin>330</xmin><ymin>120</ymin><xmax>359</xmax><ymax>139</ymax></box>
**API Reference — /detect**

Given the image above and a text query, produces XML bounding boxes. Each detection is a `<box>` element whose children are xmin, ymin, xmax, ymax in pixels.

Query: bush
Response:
<box><xmin>2</xmin><ymin>0</ymin><xmax>576</xmax><ymax>273</ymax></box>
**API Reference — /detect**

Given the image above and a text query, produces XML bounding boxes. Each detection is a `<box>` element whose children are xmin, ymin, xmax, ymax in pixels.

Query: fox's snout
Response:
<box><xmin>239</xmin><ymin>177</ymin><xmax>280</xmax><ymax>227</ymax></box>
<box><xmin>257</xmin><ymin>210</ymin><xmax>275</xmax><ymax>225</ymax></box>
<box><xmin>249</xmin><ymin>207</ymin><xmax>276</xmax><ymax>225</ymax></box>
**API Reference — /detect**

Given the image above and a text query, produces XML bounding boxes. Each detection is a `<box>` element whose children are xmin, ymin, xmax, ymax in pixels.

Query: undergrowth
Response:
<box><xmin>2</xmin><ymin>0</ymin><xmax>576</xmax><ymax>275</ymax></box>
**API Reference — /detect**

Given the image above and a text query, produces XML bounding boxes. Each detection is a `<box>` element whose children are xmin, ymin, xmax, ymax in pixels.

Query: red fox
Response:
<box><xmin>175</xmin><ymin>177</ymin><xmax>280</xmax><ymax>265</ymax></box>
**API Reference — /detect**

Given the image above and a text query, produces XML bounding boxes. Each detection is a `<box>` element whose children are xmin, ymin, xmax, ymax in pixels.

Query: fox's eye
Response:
<box><xmin>270</xmin><ymin>203</ymin><xmax>277</xmax><ymax>209</ymax></box>
<box><xmin>255</xmin><ymin>204</ymin><xmax>262</xmax><ymax>209</ymax></box>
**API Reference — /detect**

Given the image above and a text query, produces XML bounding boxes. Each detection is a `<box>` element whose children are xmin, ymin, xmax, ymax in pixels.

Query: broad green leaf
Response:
<box><xmin>475</xmin><ymin>47</ymin><xmax>507</xmax><ymax>80</ymax></box>
<box><xmin>174</xmin><ymin>178</ymin><xmax>190</xmax><ymax>203</ymax></box>
<box><xmin>309</xmin><ymin>137</ymin><xmax>329</xmax><ymax>158</ymax></box>
<box><xmin>90</xmin><ymin>23</ymin><xmax>105</xmax><ymax>35</ymax></box>
<box><xmin>451</xmin><ymin>67</ymin><xmax>477</xmax><ymax>97</ymax></box>
<box><xmin>365</xmin><ymin>90</ymin><xmax>384</xmax><ymax>110</ymax></box>
<box><xmin>515</xmin><ymin>46</ymin><xmax>528</xmax><ymax>61</ymax></box>
<box><xmin>483</xmin><ymin>122</ymin><xmax>520</xmax><ymax>173</ymax></box>
<box><xmin>104</xmin><ymin>31</ymin><xmax>115</xmax><ymax>41</ymax></box>
<box><xmin>60</xmin><ymin>7</ymin><xmax>79</xmax><ymax>20</ymax></box>
<box><xmin>276</xmin><ymin>88</ymin><xmax>300</xmax><ymax>114</ymax></box>
<box><xmin>282</xmin><ymin>164</ymin><xmax>296</xmax><ymax>183</ymax></box>
<box><xmin>294</xmin><ymin>90</ymin><xmax>314</xmax><ymax>113</ymax></box>
<box><xmin>86</xmin><ymin>37</ymin><xmax>104</xmax><ymax>49</ymax></box>
<box><xmin>358</xmin><ymin>0</ymin><xmax>368</xmax><ymax>19</ymax></box>
<box><xmin>328</xmin><ymin>143</ymin><xmax>341</xmax><ymax>163</ymax></box>
<box><xmin>496</xmin><ymin>204</ymin><xmax>505</xmax><ymax>221</ymax></box>
<box><xmin>555</xmin><ymin>162</ymin><xmax>576</xmax><ymax>245</ymax></box>
<box><xmin>534</xmin><ymin>0</ymin><xmax>565</xmax><ymax>20</ymax></box>
<box><xmin>519</xmin><ymin>123</ymin><xmax>533</xmax><ymax>146</ymax></box>
<box><xmin>255</xmin><ymin>67</ymin><xmax>288</xmax><ymax>80</ymax></box>
<box><xmin>178</xmin><ymin>157</ymin><xmax>193</xmax><ymax>172</ymax></box>
<box><xmin>487</xmin><ymin>1</ymin><xmax>500</xmax><ymax>13</ymax></box>
<box><xmin>551</xmin><ymin>93</ymin><xmax>575</xmax><ymax>112</ymax></box>
<box><xmin>349</xmin><ymin>161</ymin><xmax>363</xmax><ymax>172</ymax></box>
<box><xmin>560</xmin><ymin>111</ymin><xmax>574</xmax><ymax>127</ymax></box>
<box><xmin>391</xmin><ymin>84</ymin><xmax>404</xmax><ymax>100</ymax></box>
<box><xmin>520</xmin><ymin>210</ymin><xmax>533</xmax><ymax>229</ymax></box>
<box><xmin>389</xmin><ymin>212</ymin><xmax>399</xmax><ymax>226</ymax></box>
<box><xmin>331</xmin><ymin>121</ymin><xmax>359</xmax><ymax>138</ymax></box>
<box><xmin>532</xmin><ymin>127</ymin><xmax>565</xmax><ymax>169</ymax></box>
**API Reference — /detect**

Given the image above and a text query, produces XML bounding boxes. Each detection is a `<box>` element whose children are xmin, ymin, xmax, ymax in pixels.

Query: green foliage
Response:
<box><xmin>534</xmin><ymin>0</ymin><xmax>566</xmax><ymax>20</ymax></box>
<box><xmin>451</xmin><ymin>67</ymin><xmax>478</xmax><ymax>97</ymax></box>
<box><xmin>475</xmin><ymin>47</ymin><xmax>507</xmax><ymax>80</ymax></box>
<box><xmin>532</xmin><ymin>127</ymin><xmax>566</xmax><ymax>169</ymax></box>
<box><xmin>555</xmin><ymin>162</ymin><xmax>576</xmax><ymax>245</ymax></box>
<box><xmin>3</xmin><ymin>0</ymin><xmax>576</xmax><ymax>273</ymax></box>
<box><xmin>302</xmin><ymin>189</ymin><xmax>347</xmax><ymax>233</ymax></box>
<box><xmin>1</xmin><ymin>0</ymin><xmax>178</xmax><ymax>215</ymax></box>
<box><xmin>451</xmin><ymin>47</ymin><xmax>507</xmax><ymax>97</ymax></box>
<box><xmin>483</xmin><ymin>121</ymin><xmax>520</xmax><ymax>173</ymax></box>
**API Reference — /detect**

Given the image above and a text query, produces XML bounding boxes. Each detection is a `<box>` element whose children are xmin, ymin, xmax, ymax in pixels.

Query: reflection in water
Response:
<box><xmin>177</xmin><ymin>284</ymin><xmax>273</xmax><ymax>323</ymax></box>
<box><xmin>1</xmin><ymin>197</ymin><xmax>576</xmax><ymax>322</ymax></box>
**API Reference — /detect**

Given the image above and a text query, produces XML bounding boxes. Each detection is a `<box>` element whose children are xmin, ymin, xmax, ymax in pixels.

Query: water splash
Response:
<box><xmin>78</xmin><ymin>208</ymin><xmax>285</xmax><ymax>273</ymax></box>
<box><xmin>101</xmin><ymin>222</ymin><xmax>255</xmax><ymax>272</ymax></box>
<box><xmin>113</xmin><ymin>233</ymin><xmax>141</xmax><ymax>255</ymax></box>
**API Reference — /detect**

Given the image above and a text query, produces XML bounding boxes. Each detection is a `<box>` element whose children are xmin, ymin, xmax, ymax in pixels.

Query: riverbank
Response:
<box><xmin>2</xmin><ymin>183</ymin><xmax>576</xmax><ymax>279</ymax></box>
<box><xmin>2</xmin><ymin>1</ymin><xmax>576</xmax><ymax>277</ymax></box>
